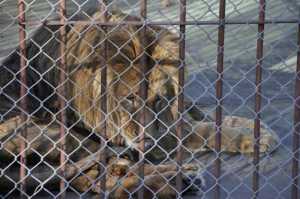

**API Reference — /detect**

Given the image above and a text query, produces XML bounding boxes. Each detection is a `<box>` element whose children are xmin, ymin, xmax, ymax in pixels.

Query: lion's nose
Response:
<box><xmin>144</xmin><ymin>138</ymin><xmax>154</xmax><ymax>151</ymax></box>
<box><xmin>154</xmin><ymin>96</ymin><xmax>166</xmax><ymax>113</ymax></box>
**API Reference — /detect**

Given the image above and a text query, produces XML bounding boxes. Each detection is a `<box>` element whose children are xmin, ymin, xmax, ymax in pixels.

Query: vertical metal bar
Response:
<box><xmin>291</xmin><ymin>23</ymin><xmax>300</xmax><ymax>199</ymax></box>
<box><xmin>176</xmin><ymin>0</ymin><xmax>186</xmax><ymax>197</ymax></box>
<box><xmin>138</xmin><ymin>1</ymin><xmax>147</xmax><ymax>199</ymax></box>
<box><xmin>99</xmin><ymin>1</ymin><xmax>108</xmax><ymax>198</ymax></box>
<box><xmin>18</xmin><ymin>1</ymin><xmax>27</xmax><ymax>198</ymax></box>
<box><xmin>214</xmin><ymin>1</ymin><xmax>226</xmax><ymax>199</ymax></box>
<box><xmin>59</xmin><ymin>0</ymin><xmax>67</xmax><ymax>198</ymax></box>
<box><xmin>252</xmin><ymin>1</ymin><xmax>265</xmax><ymax>198</ymax></box>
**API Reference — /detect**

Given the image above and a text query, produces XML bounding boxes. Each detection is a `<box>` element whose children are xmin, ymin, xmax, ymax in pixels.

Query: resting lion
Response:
<box><xmin>0</xmin><ymin>10</ymin><xmax>278</xmax><ymax>198</ymax></box>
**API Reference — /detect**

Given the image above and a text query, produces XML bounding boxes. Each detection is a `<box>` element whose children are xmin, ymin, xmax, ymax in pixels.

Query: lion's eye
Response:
<box><xmin>120</xmin><ymin>94</ymin><xmax>136</xmax><ymax>112</ymax></box>
<box><xmin>126</xmin><ymin>94</ymin><xmax>135</xmax><ymax>104</ymax></box>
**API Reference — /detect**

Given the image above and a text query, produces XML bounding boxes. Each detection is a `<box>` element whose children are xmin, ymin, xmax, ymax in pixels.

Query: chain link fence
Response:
<box><xmin>0</xmin><ymin>0</ymin><xmax>299</xmax><ymax>198</ymax></box>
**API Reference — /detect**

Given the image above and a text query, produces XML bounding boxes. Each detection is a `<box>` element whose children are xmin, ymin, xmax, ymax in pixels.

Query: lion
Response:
<box><xmin>0</xmin><ymin>10</ymin><xmax>278</xmax><ymax>198</ymax></box>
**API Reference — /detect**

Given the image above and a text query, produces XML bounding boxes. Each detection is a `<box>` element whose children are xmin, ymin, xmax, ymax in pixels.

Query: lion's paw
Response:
<box><xmin>221</xmin><ymin>116</ymin><xmax>279</xmax><ymax>154</ymax></box>
<box><xmin>181</xmin><ymin>163</ymin><xmax>205</xmax><ymax>192</ymax></box>
<box><xmin>182</xmin><ymin>164</ymin><xmax>201</xmax><ymax>175</ymax></box>
<box><xmin>239</xmin><ymin>130</ymin><xmax>279</xmax><ymax>153</ymax></box>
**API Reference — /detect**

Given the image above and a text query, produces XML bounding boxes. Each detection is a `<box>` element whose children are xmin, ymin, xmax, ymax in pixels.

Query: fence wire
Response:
<box><xmin>0</xmin><ymin>0</ymin><xmax>299</xmax><ymax>199</ymax></box>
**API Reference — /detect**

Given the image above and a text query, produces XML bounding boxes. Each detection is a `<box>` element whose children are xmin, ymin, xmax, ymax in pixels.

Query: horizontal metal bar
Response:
<box><xmin>20</xmin><ymin>19</ymin><xmax>299</xmax><ymax>26</ymax></box>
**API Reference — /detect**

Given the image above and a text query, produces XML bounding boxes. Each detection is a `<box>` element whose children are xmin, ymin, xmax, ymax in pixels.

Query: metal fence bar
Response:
<box><xmin>59</xmin><ymin>0</ymin><xmax>67</xmax><ymax>198</ymax></box>
<box><xmin>252</xmin><ymin>0</ymin><xmax>266</xmax><ymax>198</ymax></box>
<box><xmin>176</xmin><ymin>0</ymin><xmax>186</xmax><ymax>197</ymax></box>
<box><xmin>291</xmin><ymin>22</ymin><xmax>300</xmax><ymax>199</ymax></box>
<box><xmin>138</xmin><ymin>0</ymin><xmax>147</xmax><ymax>199</ymax></box>
<box><xmin>17</xmin><ymin>1</ymin><xmax>27</xmax><ymax>198</ymax></box>
<box><xmin>214</xmin><ymin>0</ymin><xmax>226</xmax><ymax>199</ymax></box>
<box><xmin>99</xmin><ymin>1</ymin><xmax>108</xmax><ymax>198</ymax></box>
<box><xmin>18</xmin><ymin>19</ymin><xmax>300</xmax><ymax>26</ymax></box>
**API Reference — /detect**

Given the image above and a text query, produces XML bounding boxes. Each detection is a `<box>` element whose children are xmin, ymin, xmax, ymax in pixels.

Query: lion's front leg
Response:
<box><xmin>111</xmin><ymin>172</ymin><xmax>178</xmax><ymax>199</ymax></box>
<box><xmin>0</xmin><ymin>116</ymin><xmax>23</xmax><ymax>139</ymax></box>
<box><xmin>186</xmin><ymin>116</ymin><xmax>279</xmax><ymax>154</ymax></box>
<box><xmin>104</xmin><ymin>160</ymin><xmax>203</xmax><ymax>199</ymax></box>
<box><xmin>0</xmin><ymin>116</ymin><xmax>41</xmax><ymax>156</ymax></box>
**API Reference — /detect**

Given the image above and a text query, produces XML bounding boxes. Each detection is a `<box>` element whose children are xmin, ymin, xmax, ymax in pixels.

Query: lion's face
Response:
<box><xmin>67</xmin><ymin>17</ymin><xmax>180</xmax><ymax>155</ymax></box>
<box><xmin>109</xmin><ymin>62</ymin><xmax>178</xmax><ymax>154</ymax></box>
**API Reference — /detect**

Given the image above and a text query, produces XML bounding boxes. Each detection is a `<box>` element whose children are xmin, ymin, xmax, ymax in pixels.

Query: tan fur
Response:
<box><xmin>61</xmin><ymin>11</ymin><xmax>278</xmax><ymax>196</ymax></box>
<box><xmin>64</xmin><ymin>11</ymin><xmax>181</xmax><ymax>149</ymax></box>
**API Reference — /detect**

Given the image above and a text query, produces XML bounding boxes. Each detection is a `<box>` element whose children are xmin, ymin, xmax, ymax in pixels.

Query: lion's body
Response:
<box><xmin>0</xmin><ymin>10</ymin><xmax>278</xmax><ymax>198</ymax></box>
<box><xmin>63</xmin><ymin>11</ymin><xmax>181</xmax><ymax>151</ymax></box>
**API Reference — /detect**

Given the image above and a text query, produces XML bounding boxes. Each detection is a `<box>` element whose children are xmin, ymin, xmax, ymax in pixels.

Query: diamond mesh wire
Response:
<box><xmin>0</xmin><ymin>0</ymin><xmax>299</xmax><ymax>198</ymax></box>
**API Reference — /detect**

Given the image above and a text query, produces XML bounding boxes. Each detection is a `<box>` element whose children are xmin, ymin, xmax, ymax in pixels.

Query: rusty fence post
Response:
<box><xmin>291</xmin><ymin>22</ymin><xmax>300</xmax><ymax>199</ymax></box>
<box><xmin>99</xmin><ymin>1</ymin><xmax>108</xmax><ymax>198</ymax></box>
<box><xmin>18</xmin><ymin>0</ymin><xmax>27</xmax><ymax>198</ymax></box>
<box><xmin>138</xmin><ymin>0</ymin><xmax>147</xmax><ymax>198</ymax></box>
<box><xmin>58</xmin><ymin>0</ymin><xmax>67</xmax><ymax>198</ymax></box>
<box><xmin>176</xmin><ymin>0</ymin><xmax>186</xmax><ymax>197</ymax></box>
<box><xmin>252</xmin><ymin>1</ymin><xmax>266</xmax><ymax>198</ymax></box>
<box><xmin>214</xmin><ymin>0</ymin><xmax>226</xmax><ymax>199</ymax></box>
